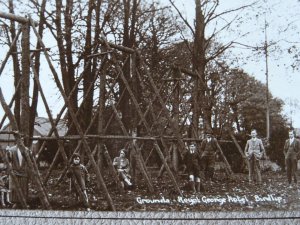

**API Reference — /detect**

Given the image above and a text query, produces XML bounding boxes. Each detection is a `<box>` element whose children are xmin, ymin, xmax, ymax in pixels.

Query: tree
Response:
<box><xmin>170</xmin><ymin>0</ymin><xmax>256</xmax><ymax>136</ymax></box>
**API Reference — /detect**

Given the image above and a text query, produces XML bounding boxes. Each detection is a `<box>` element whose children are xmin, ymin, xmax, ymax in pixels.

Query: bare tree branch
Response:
<box><xmin>207</xmin><ymin>2</ymin><xmax>257</xmax><ymax>23</ymax></box>
<box><xmin>206</xmin><ymin>41</ymin><xmax>234</xmax><ymax>62</ymax></box>
<box><xmin>169</xmin><ymin>0</ymin><xmax>195</xmax><ymax>37</ymax></box>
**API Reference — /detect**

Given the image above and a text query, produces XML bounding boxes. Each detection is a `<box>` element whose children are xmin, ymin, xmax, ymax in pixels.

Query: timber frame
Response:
<box><xmin>0</xmin><ymin>12</ymin><xmax>249</xmax><ymax>211</ymax></box>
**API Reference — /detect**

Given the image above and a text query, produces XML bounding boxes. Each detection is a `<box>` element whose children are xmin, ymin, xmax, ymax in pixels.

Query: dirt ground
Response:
<box><xmin>20</xmin><ymin>168</ymin><xmax>300</xmax><ymax>212</ymax></box>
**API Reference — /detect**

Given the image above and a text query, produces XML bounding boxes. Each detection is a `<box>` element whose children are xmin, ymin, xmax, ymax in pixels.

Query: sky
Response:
<box><xmin>170</xmin><ymin>0</ymin><xmax>300</xmax><ymax>128</ymax></box>
<box><xmin>0</xmin><ymin>0</ymin><xmax>299</xmax><ymax>129</ymax></box>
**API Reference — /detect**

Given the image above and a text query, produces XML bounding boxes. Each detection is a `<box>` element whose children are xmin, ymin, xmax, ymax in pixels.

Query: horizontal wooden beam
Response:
<box><xmin>0</xmin><ymin>133</ymin><xmax>234</xmax><ymax>143</ymax></box>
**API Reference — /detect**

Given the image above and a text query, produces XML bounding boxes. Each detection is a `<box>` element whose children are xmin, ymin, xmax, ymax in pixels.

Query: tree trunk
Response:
<box><xmin>193</xmin><ymin>0</ymin><xmax>211</xmax><ymax>134</ymax></box>
<box><xmin>81</xmin><ymin>0</ymin><xmax>95</xmax><ymax>131</ymax></box>
<box><xmin>55</xmin><ymin>0</ymin><xmax>78</xmax><ymax>133</ymax></box>
<box><xmin>120</xmin><ymin>0</ymin><xmax>138</xmax><ymax>131</ymax></box>
<box><xmin>20</xmin><ymin>22</ymin><xmax>30</xmax><ymax>146</ymax></box>
<box><xmin>29</xmin><ymin>0</ymin><xmax>47</xmax><ymax>145</ymax></box>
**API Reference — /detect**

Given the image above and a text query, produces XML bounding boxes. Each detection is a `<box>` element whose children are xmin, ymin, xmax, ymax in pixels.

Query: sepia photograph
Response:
<box><xmin>0</xmin><ymin>0</ymin><xmax>299</xmax><ymax>224</ymax></box>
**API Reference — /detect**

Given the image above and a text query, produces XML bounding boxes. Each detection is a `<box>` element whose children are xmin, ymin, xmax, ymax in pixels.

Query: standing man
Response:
<box><xmin>283</xmin><ymin>130</ymin><xmax>300</xmax><ymax>188</ymax></box>
<box><xmin>183</xmin><ymin>142</ymin><xmax>202</xmax><ymax>193</ymax></box>
<box><xmin>244</xmin><ymin>129</ymin><xmax>265</xmax><ymax>184</ymax></box>
<box><xmin>200</xmin><ymin>131</ymin><xmax>218</xmax><ymax>182</ymax></box>
<box><xmin>6</xmin><ymin>145</ymin><xmax>28</xmax><ymax>208</ymax></box>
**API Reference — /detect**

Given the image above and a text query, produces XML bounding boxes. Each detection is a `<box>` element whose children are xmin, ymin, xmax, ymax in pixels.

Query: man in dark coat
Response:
<box><xmin>200</xmin><ymin>131</ymin><xmax>218</xmax><ymax>181</ymax></box>
<box><xmin>283</xmin><ymin>130</ymin><xmax>300</xmax><ymax>188</ymax></box>
<box><xmin>6</xmin><ymin>145</ymin><xmax>28</xmax><ymax>206</ymax></box>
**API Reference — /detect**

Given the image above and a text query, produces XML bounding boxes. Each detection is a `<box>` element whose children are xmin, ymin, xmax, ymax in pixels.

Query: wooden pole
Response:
<box><xmin>103</xmin><ymin>145</ymin><xmax>125</xmax><ymax>193</ymax></box>
<box><xmin>102</xmin><ymin>39</ymin><xmax>183</xmax><ymax>195</ymax></box>
<box><xmin>0</xmin><ymin>28</ymin><xmax>22</xmax><ymax>77</ymax></box>
<box><xmin>29</xmin><ymin>53</ymin><xmax>70</xmax><ymax>184</ymax></box>
<box><xmin>109</xmin><ymin>100</ymin><xmax>154</xmax><ymax>192</ymax></box>
<box><xmin>136</xmin><ymin>51</ymin><xmax>187</xmax><ymax>158</ymax></box>
<box><xmin>0</xmin><ymin>76</ymin><xmax>22</xmax><ymax>129</ymax></box>
<box><xmin>172</xmin><ymin>68</ymin><xmax>181</xmax><ymax>172</ymax></box>
<box><xmin>215</xmin><ymin>141</ymin><xmax>234</xmax><ymax>178</ymax></box>
<box><xmin>41</xmin><ymin>59</ymin><xmax>100</xmax><ymax>183</ymax></box>
<box><xmin>229</xmin><ymin>132</ymin><xmax>250</xmax><ymax>171</ymax></box>
<box><xmin>30</xmin><ymin>18</ymin><xmax>115</xmax><ymax>211</ymax></box>
<box><xmin>97</xmin><ymin>53</ymin><xmax>106</xmax><ymax>170</ymax></box>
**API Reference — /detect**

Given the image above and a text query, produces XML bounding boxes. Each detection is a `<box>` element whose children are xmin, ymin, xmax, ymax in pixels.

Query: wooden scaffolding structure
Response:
<box><xmin>0</xmin><ymin>12</ymin><xmax>248</xmax><ymax>211</ymax></box>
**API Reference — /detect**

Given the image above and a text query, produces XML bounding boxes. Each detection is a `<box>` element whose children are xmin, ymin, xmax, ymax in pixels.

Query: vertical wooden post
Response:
<box><xmin>97</xmin><ymin>57</ymin><xmax>106</xmax><ymax>170</ymax></box>
<box><xmin>172</xmin><ymin>68</ymin><xmax>180</xmax><ymax>173</ymax></box>
<box><xmin>130</xmin><ymin>52</ymin><xmax>139</xmax><ymax>179</ymax></box>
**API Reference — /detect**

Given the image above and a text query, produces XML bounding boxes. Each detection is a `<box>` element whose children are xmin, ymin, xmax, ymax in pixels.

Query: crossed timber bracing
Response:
<box><xmin>0</xmin><ymin>12</ymin><xmax>242</xmax><ymax>211</ymax></box>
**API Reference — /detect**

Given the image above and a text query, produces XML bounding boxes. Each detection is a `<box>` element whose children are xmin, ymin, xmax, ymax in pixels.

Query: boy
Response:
<box><xmin>67</xmin><ymin>153</ymin><xmax>90</xmax><ymax>210</ymax></box>
<box><xmin>183</xmin><ymin>142</ymin><xmax>202</xmax><ymax>193</ymax></box>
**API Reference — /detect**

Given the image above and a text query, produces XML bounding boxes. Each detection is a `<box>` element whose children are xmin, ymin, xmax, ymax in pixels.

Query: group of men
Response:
<box><xmin>1</xmin><ymin>129</ymin><xmax>299</xmax><ymax>208</ymax></box>
<box><xmin>184</xmin><ymin>129</ymin><xmax>300</xmax><ymax>193</ymax></box>
<box><xmin>183</xmin><ymin>131</ymin><xmax>218</xmax><ymax>193</ymax></box>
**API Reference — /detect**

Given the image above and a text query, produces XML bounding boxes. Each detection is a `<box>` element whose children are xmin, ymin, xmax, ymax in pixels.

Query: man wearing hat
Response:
<box><xmin>200</xmin><ymin>131</ymin><xmax>218</xmax><ymax>182</ymax></box>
